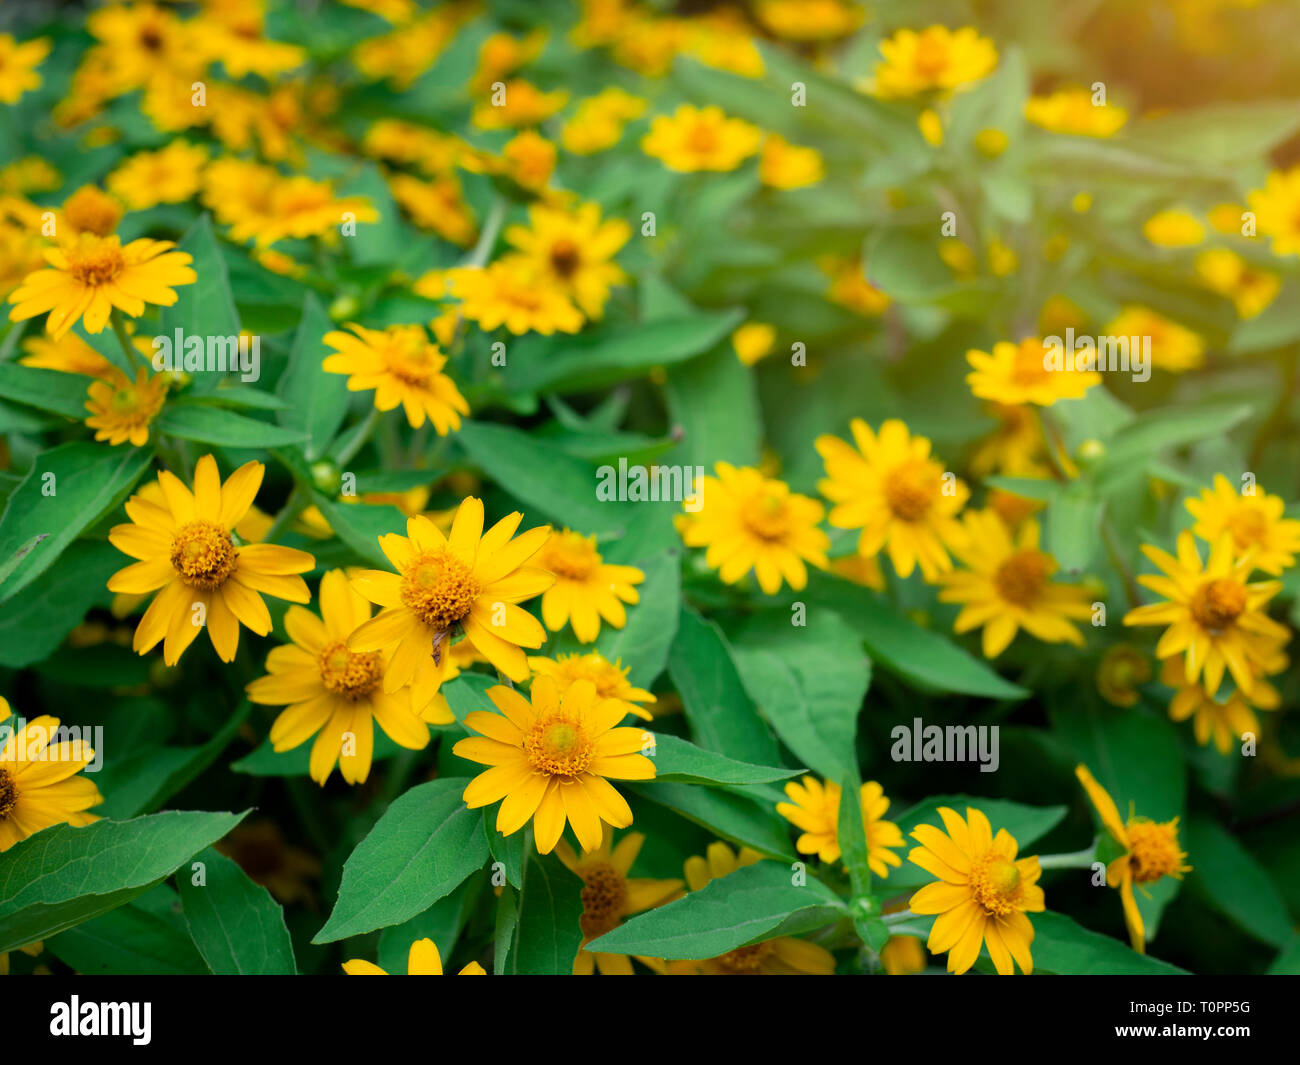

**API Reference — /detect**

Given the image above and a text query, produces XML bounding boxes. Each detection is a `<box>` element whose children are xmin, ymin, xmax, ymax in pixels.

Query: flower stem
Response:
<box><xmin>335</xmin><ymin>405</ymin><xmax>381</xmax><ymax>468</ymax></box>
<box><xmin>109</xmin><ymin>309</ymin><xmax>145</xmax><ymax>373</ymax></box>
<box><xmin>462</xmin><ymin>198</ymin><xmax>507</xmax><ymax>271</ymax></box>
<box><xmin>263</xmin><ymin>486</ymin><xmax>306</xmax><ymax>545</ymax></box>
<box><xmin>1036</xmin><ymin>842</ymin><xmax>1099</xmax><ymax>870</ymax></box>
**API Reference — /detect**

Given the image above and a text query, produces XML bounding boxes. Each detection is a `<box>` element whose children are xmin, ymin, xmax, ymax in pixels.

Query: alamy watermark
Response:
<box><xmin>596</xmin><ymin>457</ymin><xmax>704</xmax><ymax>512</ymax></box>
<box><xmin>1043</xmin><ymin>328</ymin><xmax>1150</xmax><ymax>383</ymax></box>
<box><xmin>891</xmin><ymin>717</ymin><xmax>999</xmax><ymax>773</ymax></box>
<box><xmin>0</xmin><ymin>718</ymin><xmax>103</xmax><ymax>772</ymax></box>
<box><xmin>151</xmin><ymin>328</ymin><xmax>261</xmax><ymax>382</ymax></box>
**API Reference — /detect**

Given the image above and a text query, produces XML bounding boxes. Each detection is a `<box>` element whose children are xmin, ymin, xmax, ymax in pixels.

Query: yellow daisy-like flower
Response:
<box><xmin>1246</xmin><ymin>165</ymin><xmax>1300</xmax><ymax>257</ymax></box>
<box><xmin>880</xmin><ymin>931</ymin><xmax>927</xmax><ymax>975</ymax></box>
<box><xmin>820</xmin><ymin>254</ymin><xmax>891</xmax><ymax>315</ymax></box>
<box><xmin>0</xmin><ymin>35</ymin><xmax>51</xmax><ymax>104</ymax></box>
<box><xmin>816</xmin><ymin>418</ymin><xmax>968</xmax><ymax>582</ymax></box>
<box><xmin>1143</xmin><ymin>208</ymin><xmax>1205</xmax><ymax>248</ymax></box>
<box><xmin>776</xmin><ymin>776</ymin><xmax>904</xmax><ymax>878</ymax></box>
<box><xmin>938</xmin><ymin>511</ymin><xmax>1093</xmax><ymax>658</ymax></box>
<box><xmin>322</xmin><ymin>322</ymin><xmax>469</xmax><ymax>432</ymax></box>
<box><xmin>107</xmin><ymin>455</ymin><xmax>315</xmax><ymax>665</ymax></box>
<box><xmin>84</xmin><ymin>366</ymin><xmax>168</xmax><ymax>447</ymax></box>
<box><xmin>641</xmin><ymin>104</ymin><xmax>762</xmax><ymax>173</ymax></box>
<box><xmin>343</xmin><ymin>937</ymin><xmax>485</xmax><ymax>975</ymax></box>
<box><xmin>1096</xmin><ymin>644</ymin><xmax>1153</xmax><ymax>708</ymax></box>
<box><xmin>556</xmin><ymin>826</ymin><xmax>684</xmax><ymax>975</ymax></box>
<box><xmin>106</xmin><ymin>140</ymin><xmax>209</xmax><ymax>210</ymax></box>
<box><xmin>1024</xmin><ymin>88</ymin><xmax>1128</xmax><ymax>137</ymax></box>
<box><xmin>969</xmin><ymin>403</ymin><xmax>1045</xmax><ymax>478</ymax></box>
<box><xmin>347</xmin><ymin>497</ymin><xmax>552</xmax><ymax>688</ymax></box>
<box><xmin>1103</xmin><ymin>306</ymin><xmax>1204</xmax><ymax>373</ymax></box>
<box><xmin>0</xmin><ymin>697</ymin><xmax>104</xmax><ymax>851</ymax></box>
<box><xmin>21</xmin><ymin>332</ymin><xmax>119</xmax><ymax>378</ymax></box>
<box><xmin>871</xmin><ymin>25</ymin><xmax>997</xmax><ymax>99</ymax></box>
<box><xmin>1185</xmin><ymin>474</ymin><xmax>1300</xmax><ymax>576</ymax></box>
<box><xmin>502</xmin><ymin>202</ymin><xmax>630</xmax><ymax>320</ymax></box>
<box><xmin>446</xmin><ymin>260</ymin><xmax>584</xmax><ymax>336</ymax></box>
<box><xmin>389</xmin><ymin>173</ymin><xmax>478</xmax><ymax>247</ymax></box>
<box><xmin>535</xmin><ymin>530</ymin><xmax>643</xmax><ymax>644</ymax></box>
<box><xmin>830</xmin><ymin>553</ymin><xmax>885</xmax><ymax>591</ymax></box>
<box><xmin>907</xmin><ymin>806</ymin><xmax>1044</xmax><ymax>975</ymax></box>
<box><xmin>1075</xmin><ymin>765</ymin><xmax>1191</xmax><ymax>954</ymax></box>
<box><xmin>1161</xmin><ymin>655</ymin><xmax>1279</xmax><ymax>756</ymax></box>
<box><xmin>561</xmin><ymin>87</ymin><xmax>647</xmax><ymax>155</ymax></box>
<box><xmin>966</xmin><ymin>338</ymin><xmax>1101</xmax><ymax>407</ymax></box>
<box><xmin>759</xmin><ymin>135</ymin><xmax>824</xmax><ymax>190</ymax></box>
<box><xmin>8</xmin><ymin>233</ymin><xmax>196</xmax><ymax>340</ymax></box>
<box><xmin>527</xmin><ymin>652</ymin><xmax>656</xmax><ymax>722</ymax></box>
<box><xmin>675</xmin><ymin>463</ymin><xmax>829</xmax><ymax>595</ymax></box>
<box><xmin>453</xmin><ymin>675</ymin><xmax>655</xmax><ymax>854</ymax></box>
<box><xmin>500</xmin><ymin>130</ymin><xmax>556</xmax><ymax>191</ymax></box>
<box><xmin>471</xmin><ymin>78</ymin><xmax>568</xmax><ymax>130</ymax></box>
<box><xmin>1194</xmin><ymin>249</ymin><xmax>1280</xmax><ymax>319</ymax></box>
<box><xmin>59</xmin><ymin>185</ymin><xmax>125</xmax><ymax>239</ymax></box>
<box><xmin>732</xmin><ymin>321</ymin><xmax>776</xmax><ymax>366</ymax></box>
<box><xmin>1123</xmin><ymin>530</ymin><xmax>1287</xmax><ymax>698</ymax></box>
<box><xmin>246</xmin><ymin>570</ymin><xmax>448</xmax><ymax>786</ymax></box>
<box><xmin>755</xmin><ymin>0</ymin><xmax>864</xmax><ymax>40</ymax></box>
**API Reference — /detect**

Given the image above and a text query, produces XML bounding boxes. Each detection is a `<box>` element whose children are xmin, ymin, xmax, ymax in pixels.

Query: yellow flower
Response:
<box><xmin>1025</xmin><ymin>88</ymin><xmax>1127</xmax><ymax>136</ymax></box>
<box><xmin>501</xmin><ymin>130</ymin><xmax>556</xmax><ymax>191</ymax></box>
<box><xmin>1096</xmin><ymin>644</ymin><xmax>1153</xmax><ymax>708</ymax></box>
<box><xmin>759</xmin><ymin>135</ymin><xmax>824</xmax><ymax>189</ymax></box>
<box><xmin>556</xmin><ymin>826</ymin><xmax>683</xmax><ymax>974</ymax></box>
<box><xmin>908</xmin><ymin>806</ymin><xmax>1044</xmax><ymax>975</ymax></box>
<box><xmin>1103</xmin><ymin>306</ymin><xmax>1204</xmax><ymax>372</ymax></box>
<box><xmin>0</xmin><ymin>35</ymin><xmax>51</xmax><ymax>104</ymax></box>
<box><xmin>347</xmin><ymin>497</ymin><xmax>552</xmax><ymax>687</ymax></box>
<box><xmin>755</xmin><ymin>0</ymin><xmax>864</xmax><ymax>40</ymax></box>
<box><xmin>816</xmin><ymin>419</ymin><xmax>968</xmax><ymax>582</ymax></box>
<box><xmin>641</xmin><ymin>104</ymin><xmax>762</xmax><ymax>173</ymax></box>
<box><xmin>676</xmin><ymin>463</ymin><xmax>829</xmax><ymax>594</ymax></box>
<box><xmin>535</xmin><ymin>530</ymin><xmax>643</xmax><ymax>644</ymax></box>
<box><xmin>59</xmin><ymin>185</ymin><xmax>124</xmax><ymax>238</ymax></box>
<box><xmin>966</xmin><ymin>338</ymin><xmax>1101</xmax><ymax>407</ymax></box>
<box><xmin>470</xmin><ymin>29</ymin><xmax>548</xmax><ymax>95</ymax></box>
<box><xmin>1247</xmin><ymin>165</ymin><xmax>1300</xmax><ymax>257</ymax></box>
<box><xmin>561</xmin><ymin>87</ymin><xmax>647</xmax><ymax>154</ymax></box>
<box><xmin>1194</xmin><ymin>249</ymin><xmax>1280</xmax><ymax>319</ymax></box>
<box><xmin>776</xmin><ymin>776</ymin><xmax>904</xmax><ymax>877</ymax></box>
<box><xmin>987</xmin><ymin>238</ymin><xmax>1018</xmax><ymax>277</ymax></box>
<box><xmin>830</xmin><ymin>553</ymin><xmax>885</xmax><ymax>591</ymax></box>
<box><xmin>20</xmin><ymin>332</ymin><xmax>118</xmax><ymax>378</ymax></box>
<box><xmin>1143</xmin><ymin>208</ymin><xmax>1205</xmax><ymax>248</ymax></box>
<box><xmin>446</xmin><ymin>260</ymin><xmax>584</xmax><ymax>336</ymax></box>
<box><xmin>1185</xmin><ymin>474</ymin><xmax>1300</xmax><ymax>576</ymax></box>
<box><xmin>1161</xmin><ymin>655</ymin><xmax>1279</xmax><ymax>756</ymax></box>
<box><xmin>472</xmin><ymin>79</ymin><xmax>568</xmax><ymax>130</ymax></box>
<box><xmin>231</xmin><ymin>175</ymin><xmax>378</xmax><ymax>247</ymax></box>
<box><xmin>871</xmin><ymin>25</ymin><xmax>997</xmax><ymax>99</ymax></box>
<box><xmin>880</xmin><ymin>933</ymin><xmax>927</xmax><ymax>975</ymax></box>
<box><xmin>939</xmin><ymin>512</ymin><xmax>1093</xmax><ymax>658</ymax></box>
<box><xmin>389</xmin><ymin>173</ymin><xmax>477</xmax><ymax>247</ymax></box>
<box><xmin>1075</xmin><ymin>764</ymin><xmax>1191</xmax><ymax>953</ymax></box>
<box><xmin>84</xmin><ymin>366</ymin><xmax>168</xmax><ymax>447</ymax></box>
<box><xmin>322</xmin><ymin>322</ymin><xmax>469</xmax><ymax>433</ymax></box>
<box><xmin>527</xmin><ymin>651</ymin><xmax>655</xmax><ymax>722</ymax></box>
<box><xmin>502</xmin><ymin>202</ymin><xmax>630</xmax><ymax>320</ymax></box>
<box><xmin>732</xmin><ymin>321</ymin><xmax>776</xmax><ymax>366</ymax></box>
<box><xmin>454</xmin><ymin>675</ymin><xmax>655</xmax><ymax>853</ymax></box>
<box><xmin>246</xmin><ymin>570</ymin><xmax>448</xmax><ymax>786</ymax></box>
<box><xmin>106</xmin><ymin>140</ymin><xmax>208</xmax><ymax>210</ymax></box>
<box><xmin>0</xmin><ymin>697</ymin><xmax>103</xmax><ymax>851</ymax></box>
<box><xmin>8</xmin><ymin>232</ymin><xmax>195</xmax><ymax>340</ymax></box>
<box><xmin>974</xmin><ymin>127</ymin><xmax>1009</xmax><ymax>157</ymax></box>
<box><xmin>918</xmin><ymin>108</ymin><xmax>944</xmax><ymax>146</ymax></box>
<box><xmin>969</xmin><ymin>403</ymin><xmax>1045</xmax><ymax>478</ymax></box>
<box><xmin>344</xmin><ymin>937</ymin><xmax>485</xmax><ymax>975</ymax></box>
<box><xmin>85</xmin><ymin>1</ymin><xmax>202</xmax><ymax>91</ymax></box>
<box><xmin>1207</xmin><ymin>202</ymin><xmax>1246</xmax><ymax>235</ymax></box>
<box><xmin>819</xmin><ymin>254</ymin><xmax>890</xmax><ymax>315</ymax></box>
<box><xmin>1123</xmin><ymin>530</ymin><xmax>1287</xmax><ymax>698</ymax></box>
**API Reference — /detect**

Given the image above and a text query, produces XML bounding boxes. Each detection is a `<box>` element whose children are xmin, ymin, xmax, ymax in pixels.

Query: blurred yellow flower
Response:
<box><xmin>107</xmin><ymin>139</ymin><xmax>208</xmax><ymax>209</ymax></box>
<box><xmin>966</xmin><ymin>338</ymin><xmax>1101</xmax><ymax>407</ymax></box>
<box><xmin>1025</xmin><ymin>88</ymin><xmax>1127</xmax><ymax>136</ymax></box>
<box><xmin>1247</xmin><ymin>165</ymin><xmax>1300</xmax><ymax>256</ymax></box>
<box><xmin>84</xmin><ymin>366</ymin><xmax>168</xmax><ymax>447</ymax></box>
<box><xmin>1185</xmin><ymin>474</ymin><xmax>1300</xmax><ymax>575</ymax></box>
<box><xmin>1194</xmin><ymin>248</ymin><xmax>1279</xmax><ymax>318</ymax></box>
<box><xmin>1103</xmin><ymin>306</ymin><xmax>1204</xmax><ymax>372</ymax></box>
<box><xmin>872</xmin><ymin>25</ymin><xmax>997</xmax><ymax>99</ymax></box>
<box><xmin>641</xmin><ymin>104</ymin><xmax>761</xmax><ymax>173</ymax></box>
<box><xmin>732</xmin><ymin>321</ymin><xmax>776</xmax><ymax>365</ymax></box>
<box><xmin>1143</xmin><ymin>208</ymin><xmax>1205</xmax><ymax>248</ymax></box>
<box><xmin>759</xmin><ymin>134</ymin><xmax>824</xmax><ymax>189</ymax></box>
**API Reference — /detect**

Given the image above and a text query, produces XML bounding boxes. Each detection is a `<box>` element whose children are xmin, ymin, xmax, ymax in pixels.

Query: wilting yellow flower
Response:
<box><xmin>528</xmin><ymin>652</ymin><xmax>655</xmax><ymax>722</ymax></box>
<box><xmin>454</xmin><ymin>675</ymin><xmax>655</xmax><ymax>853</ymax></box>
<box><xmin>1096</xmin><ymin>644</ymin><xmax>1153</xmax><ymax>707</ymax></box>
<box><xmin>939</xmin><ymin>512</ymin><xmax>1093</xmax><ymax>658</ymax></box>
<box><xmin>557</xmin><ymin>826</ymin><xmax>683</xmax><ymax>975</ymax></box>
<box><xmin>322</xmin><ymin>323</ymin><xmax>469</xmax><ymax>433</ymax></box>
<box><xmin>1162</xmin><ymin>655</ymin><xmax>1279</xmax><ymax>756</ymax></box>
<box><xmin>0</xmin><ymin>697</ymin><xmax>103</xmax><ymax>851</ymax></box>
<box><xmin>732</xmin><ymin>321</ymin><xmax>776</xmax><ymax>366</ymax></box>
<box><xmin>676</xmin><ymin>463</ymin><xmax>829</xmax><ymax>594</ymax></box>
<box><xmin>1194</xmin><ymin>249</ymin><xmax>1280</xmax><ymax>319</ymax></box>
<box><xmin>20</xmin><ymin>332</ymin><xmax>118</xmax><ymax>378</ymax></box>
<box><xmin>84</xmin><ymin>366</ymin><xmax>168</xmax><ymax>447</ymax></box>
<box><xmin>967</xmin><ymin>337</ymin><xmax>1101</xmax><ymax>407</ymax></box>
<box><xmin>59</xmin><ymin>185</ymin><xmax>124</xmax><ymax>238</ymax></box>
<box><xmin>247</xmin><ymin>570</ymin><xmax>448</xmax><ymax>786</ymax></box>
<box><xmin>755</xmin><ymin>0</ymin><xmax>863</xmax><ymax>39</ymax></box>
<box><xmin>535</xmin><ymin>531</ymin><xmax>643</xmax><ymax>643</ymax></box>
<box><xmin>776</xmin><ymin>776</ymin><xmax>904</xmax><ymax>877</ymax></box>
<box><xmin>107</xmin><ymin>140</ymin><xmax>208</xmax><ymax>209</ymax></box>
<box><xmin>1103</xmin><ymin>306</ymin><xmax>1204</xmax><ymax>372</ymax></box>
<box><xmin>908</xmin><ymin>806</ymin><xmax>1044</xmax><ymax>975</ymax></box>
<box><xmin>1075</xmin><ymin>765</ymin><xmax>1190</xmax><ymax>953</ymax></box>
<box><xmin>502</xmin><ymin>202</ymin><xmax>630</xmax><ymax>320</ymax></box>
<box><xmin>344</xmin><ymin>937</ymin><xmax>485</xmax><ymax>976</ymax></box>
<box><xmin>0</xmin><ymin>35</ymin><xmax>51</xmax><ymax>103</ymax></box>
<box><xmin>759</xmin><ymin>135</ymin><xmax>824</xmax><ymax>189</ymax></box>
<box><xmin>472</xmin><ymin>78</ymin><xmax>568</xmax><ymax>129</ymax></box>
<box><xmin>347</xmin><ymin>497</ymin><xmax>552</xmax><ymax>687</ymax></box>
<box><xmin>1185</xmin><ymin>474</ymin><xmax>1300</xmax><ymax>576</ymax></box>
<box><xmin>1143</xmin><ymin>208</ymin><xmax>1205</xmax><ymax>248</ymax></box>
<box><xmin>641</xmin><ymin>104</ymin><xmax>762</xmax><ymax>173</ymax></box>
<box><xmin>8</xmin><ymin>233</ymin><xmax>195</xmax><ymax>340</ymax></box>
<box><xmin>1123</xmin><ymin>530</ymin><xmax>1287</xmax><ymax>698</ymax></box>
<box><xmin>1247</xmin><ymin>165</ymin><xmax>1300</xmax><ymax>257</ymax></box>
<box><xmin>107</xmin><ymin>456</ymin><xmax>315</xmax><ymax>665</ymax></box>
<box><xmin>871</xmin><ymin>25</ymin><xmax>997</xmax><ymax>99</ymax></box>
<box><xmin>816</xmin><ymin>419</ymin><xmax>968</xmax><ymax>582</ymax></box>
<box><xmin>446</xmin><ymin>260</ymin><xmax>584</xmax><ymax>336</ymax></box>
<box><xmin>1025</xmin><ymin>88</ymin><xmax>1127</xmax><ymax>137</ymax></box>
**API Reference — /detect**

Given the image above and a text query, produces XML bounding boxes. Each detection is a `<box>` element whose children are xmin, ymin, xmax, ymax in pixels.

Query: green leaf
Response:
<box><xmin>1133</xmin><ymin>100</ymin><xmax>1300</xmax><ymax>165</ymax></box>
<box><xmin>0</xmin><ymin>442</ymin><xmax>153</xmax><ymax>603</ymax></box>
<box><xmin>588</xmin><ymin>550</ymin><xmax>680</xmax><ymax>688</ymax></box>
<box><xmin>1046</xmin><ymin>483</ymin><xmax>1101</xmax><ymax>576</ymax></box>
<box><xmin>1032</xmin><ymin>911</ymin><xmax>1187</xmax><ymax>974</ymax></box>
<box><xmin>156</xmin><ymin>402</ymin><xmax>308</xmax><ymax>448</ymax></box>
<box><xmin>0</xmin><ymin>540</ymin><xmax>121</xmax><ymax>668</ymax></box>
<box><xmin>158</xmin><ymin>214</ymin><xmax>241</xmax><ymax>372</ymax></box>
<box><xmin>228</xmin><ymin>727</ymin><xmax>408</xmax><ymax>777</ymax></box>
<box><xmin>664</xmin><ymin>345</ymin><xmax>760</xmax><ymax>469</ymax></box>
<box><xmin>0</xmin><ymin>363</ymin><xmax>92</xmax><ymax>420</ymax></box>
<box><xmin>487</xmin><ymin>820</ymin><xmax>526</xmax><ymax>889</ymax></box>
<box><xmin>493</xmin><ymin>885</ymin><xmax>518</xmax><ymax>976</ymax></box>
<box><xmin>507</xmin><ymin>850</ymin><xmax>584</xmax><ymax>975</ymax></box>
<box><xmin>588</xmin><ymin>861</ymin><xmax>844</xmax><ymax>959</ymax></box>
<box><xmin>1092</xmin><ymin>404</ymin><xmax>1252</xmax><ymax>488</ymax></box>
<box><xmin>178</xmin><ymin>847</ymin><xmax>297</xmax><ymax>974</ymax></box>
<box><xmin>309</xmin><ymin>494</ymin><xmax>405</xmax><ymax>568</ymax></box>
<box><xmin>378</xmin><ymin>874</ymin><xmax>486</xmax><ymax>974</ymax></box>
<box><xmin>313</xmin><ymin>778</ymin><xmax>488</xmax><ymax>943</ymax></box>
<box><xmin>46</xmin><ymin>886</ymin><xmax>209</xmax><ymax>976</ymax></box>
<box><xmin>276</xmin><ymin>292</ymin><xmax>349</xmax><ymax>460</ymax></box>
<box><xmin>0</xmin><ymin>810</ymin><xmax>247</xmax><ymax>953</ymax></box>
<box><xmin>650</xmin><ymin>733</ymin><xmax>804</xmax><ymax>786</ymax></box>
<box><xmin>1184</xmin><ymin>815</ymin><xmax>1292</xmax><ymax>948</ymax></box>
<box><xmin>629</xmin><ymin>782</ymin><xmax>794</xmax><ymax>861</ymax></box>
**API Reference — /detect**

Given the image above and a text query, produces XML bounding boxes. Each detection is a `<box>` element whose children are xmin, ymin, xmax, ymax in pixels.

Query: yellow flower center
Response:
<box><xmin>525</xmin><ymin>717</ymin><xmax>592</xmax><ymax>777</ymax></box>
<box><xmin>994</xmin><ymin>548</ymin><xmax>1052</xmax><ymax>606</ymax></box>
<box><xmin>686</xmin><ymin>120</ymin><xmax>720</xmax><ymax>155</ymax></box>
<box><xmin>170</xmin><ymin>519</ymin><xmax>237</xmax><ymax>590</ymax></box>
<box><xmin>64</xmin><ymin>188</ymin><xmax>122</xmax><ymax>237</ymax></box>
<box><xmin>714</xmin><ymin>941</ymin><xmax>773</xmax><ymax>972</ymax></box>
<box><xmin>578</xmin><ymin>861</ymin><xmax>628</xmax><ymax>938</ymax></box>
<box><xmin>740</xmin><ymin>491</ymin><xmax>791</xmax><ymax>541</ymax></box>
<box><xmin>884</xmin><ymin>460</ymin><xmax>937</xmax><ymax>521</ymax></box>
<box><xmin>1190</xmin><ymin>577</ymin><xmax>1246</xmax><ymax>632</ymax></box>
<box><xmin>385</xmin><ymin>332</ymin><xmax>439</xmax><ymax>386</ymax></box>
<box><xmin>110</xmin><ymin>385</ymin><xmax>142</xmax><ymax>413</ymax></box>
<box><xmin>317</xmin><ymin>641</ymin><xmax>384</xmax><ymax>699</ymax></box>
<box><xmin>970</xmin><ymin>853</ymin><xmax>1023</xmax><ymax>916</ymax></box>
<box><xmin>399</xmin><ymin>549</ymin><xmax>480</xmax><ymax>630</ymax></box>
<box><xmin>549</xmin><ymin>238</ymin><xmax>581</xmax><ymax>279</ymax></box>
<box><xmin>541</xmin><ymin>532</ymin><xmax>600</xmax><ymax>581</ymax></box>
<box><xmin>1125</xmin><ymin>819</ymin><xmax>1185</xmax><ymax>884</ymax></box>
<box><xmin>912</xmin><ymin>33</ymin><xmax>951</xmax><ymax>78</ymax></box>
<box><xmin>1012</xmin><ymin>339</ymin><xmax>1052</xmax><ymax>386</ymax></box>
<box><xmin>0</xmin><ymin>767</ymin><xmax>17</xmax><ymax>819</ymax></box>
<box><xmin>1226</xmin><ymin>507</ymin><xmax>1268</xmax><ymax>551</ymax></box>
<box><xmin>68</xmin><ymin>241</ymin><xmax>126</xmax><ymax>286</ymax></box>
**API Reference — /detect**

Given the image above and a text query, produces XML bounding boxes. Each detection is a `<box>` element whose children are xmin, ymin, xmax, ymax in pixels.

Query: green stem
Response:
<box><xmin>263</xmin><ymin>486</ymin><xmax>306</xmax><ymax>544</ymax></box>
<box><xmin>1036</xmin><ymin>842</ymin><xmax>1099</xmax><ymax>870</ymax></box>
<box><xmin>109</xmin><ymin>309</ymin><xmax>145</xmax><ymax>373</ymax></box>
<box><xmin>1101</xmin><ymin>519</ymin><xmax>1140</xmax><ymax>611</ymax></box>
<box><xmin>335</xmin><ymin>405</ymin><xmax>381</xmax><ymax>468</ymax></box>
<box><xmin>462</xmin><ymin>198</ymin><xmax>507</xmax><ymax>270</ymax></box>
<box><xmin>881</xmin><ymin>909</ymin><xmax>920</xmax><ymax>926</ymax></box>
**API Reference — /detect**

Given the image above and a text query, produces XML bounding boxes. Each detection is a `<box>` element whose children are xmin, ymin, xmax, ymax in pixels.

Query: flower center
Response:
<box><xmin>912</xmin><ymin>33</ymin><xmax>950</xmax><ymax>78</ymax></box>
<box><xmin>1190</xmin><ymin>577</ymin><xmax>1246</xmax><ymax>633</ymax></box>
<box><xmin>686</xmin><ymin>120</ymin><xmax>719</xmax><ymax>155</ymax></box>
<box><xmin>714</xmin><ymin>941</ymin><xmax>773</xmax><ymax>973</ymax></box>
<box><xmin>1226</xmin><ymin>508</ymin><xmax>1268</xmax><ymax>551</ymax></box>
<box><xmin>994</xmin><ymin>548</ymin><xmax>1052</xmax><ymax>606</ymax></box>
<box><xmin>884</xmin><ymin>460</ymin><xmax>937</xmax><ymax>522</ymax></box>
<box><xmin>64</xmin><ymin>189</ymin><xmax>122</xmax><ymax>236</ymax></box>
<box><xmin>68</xmin><ymin>241</ymin><xmax>126</xmax><ymax>286</ymax></box>
<box><xmin>1012</xmin><ymin>339</ymin><xmax>1052</xmax><ymax>386</ymax></box>
<box><xmin>1125</xmin><ymin>819</ymin><xmax>1185</xmax><ymax>884</ymax></box>
<box><xmin>0</xmin><ymin>767</ymin><xmax>17</xmax><ymax>819</ymax></box>
<box><xmin>385</xmin><ymin>333</ymin><xmax>440</xmax><ymax>386</ymax></box>
<box><xmin>170</xmin><ymin>520</ymin><xmax>237</xmax><ymax>590</ymax></box>
<box><xmin>549</xmin><ymin>239</ymin><xmax>581</xmax><ymax>279</ymax></box>
<box><xmin>317</xmin><ymin>641</ymin><xmax>384</xmax><ymax>699</ymax></box>
<box><xmin>740</xmin><ymin>491</ymin><xmax>791</xmax><ymax>541</ymax></box>
<box><xmin>525</xmin><ymin>717</ymin><xmax>592</xmax><ymax>777</ymax></box>
<box><xmin>540</xmin><ymin>532</ymin><xmax>600</xmax><ymax>581</ymax></box>
<box><xmin>578</xmin><ymin>862</ymin><xmax>629</xmax><ymax>938</ymax></box>
<box><xmin>399</xmin><ymin>549</ymin><xmax>480</xmax><ymax>630</ymax></box>
<box><xmin>970</xmin><ymin>853</ymin><xmax>1023</xmax><ymax>916</ymax></box>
